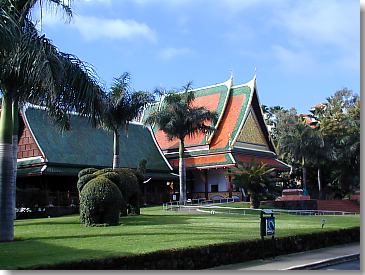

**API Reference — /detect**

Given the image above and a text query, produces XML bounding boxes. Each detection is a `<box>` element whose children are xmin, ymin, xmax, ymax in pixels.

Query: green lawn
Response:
<box><xmin>0</xmin><ymin>205</ymin><xmax>360</xmax><ymax>269</ymax></box>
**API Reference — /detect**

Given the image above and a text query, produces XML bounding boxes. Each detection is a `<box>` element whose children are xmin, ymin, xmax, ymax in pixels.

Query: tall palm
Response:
<box><xmin>0</xmin><ymin>0</ymin><xmax>104</xmax><ymax>241</ymax></box>
<box><xmin>102</xmin><ymin>72</ymin><xmax>153</xmax><ymax>169</ymax></box>
<box><xmin>226</xmin><ymin>161</ymin><xmax>277</xmax><ymax>209</ymax></box>
<box><xmin>277</xmin><ymin>116</ymin><xmax>322</xmax><ymax>196</ymax></box>
<box><xmin>145</xmin><ymin>83</ymin><xmax>217</xmax><ymax>203</ymax></box>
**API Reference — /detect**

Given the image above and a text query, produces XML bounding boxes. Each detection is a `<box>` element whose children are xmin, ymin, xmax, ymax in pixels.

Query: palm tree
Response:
<box><xmin>102</xmin><ymin>72</ymin><xmax>153</xmax><ymax>168</ymax></box>
<box><xmin>145</xmin><ymin>83</ymin><xmax>217</xmax><ymax>203</ymax></box>
<box><xmin>0</xmin><ymin>0</ymin><xmax>104</xmax><ymax>241</ymax></box>
<box><xmin>226</xmin><ymin>161</ymin><xmax>277</xmax><ymax>209</ymax></box>
<box><xmin>277</xmin><ymin>114</ymin><xmax>324</xmax><ymax>197</ymax></box>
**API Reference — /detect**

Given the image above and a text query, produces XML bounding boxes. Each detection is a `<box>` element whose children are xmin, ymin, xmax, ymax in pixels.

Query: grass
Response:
<box><xmin>0</xmin><ymin>205</ymin><xmax>360</xmax><ymax>269</ymax></box>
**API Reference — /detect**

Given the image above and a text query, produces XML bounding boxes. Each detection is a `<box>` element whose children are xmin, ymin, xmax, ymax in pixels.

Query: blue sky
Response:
<box><xmin>36</xmin><ymin>0</ymin><xmax>359</xmax><ymax>113</ymax></box>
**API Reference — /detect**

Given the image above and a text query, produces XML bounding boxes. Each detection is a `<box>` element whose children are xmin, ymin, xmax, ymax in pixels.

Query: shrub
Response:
<box><xmin>78</xmin><ymin>168</ymin><xmax>98</xmax><ymax>178</ymax></box>
<box><xmin>116</xmin><ymin>168</ymin><xmax>141</xmax><ymax>215</ymax></box>
<box><xmin>79</xmin><ymin>177</ymin><xmax>123</xmax><ymax>226</ymax></box>
<box><xmin>93</xmin><ymin>168</ymin><xmax>115</xmax><ymax>177</ymax></box>
<box><xmin>114</xmin><ymin>168</ymin><xmax>139</xmax><ymax>197</ymax></box>
<box><xmin>132</xmin><ymin>170</ymin><xmax>145</xmax><ymax>185</ymax></box>
<box><xmin>77</xmin><ymin>174</ymin><xmax>97</xmax><ymax>193</ymax></box>
<box><xmin>109</xmin><ymin>168</ymin><xmax>140</xmax><ymax>215</ymax></box>
<box><xmin>100</xmin><ymin>172</ymin><xmax>121</xmax><ymax>186</ymax></box>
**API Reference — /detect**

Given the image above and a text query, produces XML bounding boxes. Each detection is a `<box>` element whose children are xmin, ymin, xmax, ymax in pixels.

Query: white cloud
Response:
<box><xmin>73</xmin><ymin>15</ymin><xmax>157</xmax><ymax>42</ymax></box>
<box><xmin>272</xmin><ymin>45</ymin><xmax>318</xmax><ymax>74</ymax></box>
<box><xmin>131</xmin><ymin>0</ymin><xmax>193</xmax><ymax>6</ymax></box>
<box><xmin>159</xmin><ymin>47</ymin><xmax>194</xmax><ymax>60</ymax></box>
<box><xmin>42</xmin><ymin>13</ymin><xmax>157</xmax><ymax>42</ymax></box>
<box><xmin>274</xmin><ymin>0</ymin><xmax>358</xmax><ymax>50</ymax></box>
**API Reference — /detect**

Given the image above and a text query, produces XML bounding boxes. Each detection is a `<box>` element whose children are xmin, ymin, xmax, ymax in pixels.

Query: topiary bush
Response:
<box><xmin>78</xmin><ymin>168</ymin><xmax>98</xmax><ymax>178</ymax></box>
<box><xmin>77</xmin><ymin>174</ymin><xmax>97</xmax><ymax>193</ymax></box>
<box><xmin>114</xmin><ymin>168</ymin><xmax>141</xmax><ymax>215</ymax></box>
<box><xmin>79</xmin><ymin>177</ymin><xmax>123</xmax><ymax>226</ymax></box>
<box><xmin>100</xmin><ymin>172</ymin><xmax>121</xmax><ymax>186</ymax></box>
<box><xmin>80</xmin><ymin>167</ymin><xmax>141</xmax><ymax>216</ymax></box>
<box><xmin>93</xmin><ymin>168</ymin><xmax>115</xmax><ymax>177</ymax></box>
<box><xmin>132</xmin><ymin>170</ymin><xmax>145</xmax><ymax>185</ymax></box>
<box><xmin>91</xmin><ymin>169</ymin><xmax>129</xmax><ymax>216</ymax></box>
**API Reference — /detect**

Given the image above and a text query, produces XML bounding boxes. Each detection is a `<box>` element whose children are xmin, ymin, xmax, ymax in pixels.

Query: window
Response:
<box><xmin>211</xmin><ymin>184</ymin><xmax>218</xmax><ymax>192</ymax></box>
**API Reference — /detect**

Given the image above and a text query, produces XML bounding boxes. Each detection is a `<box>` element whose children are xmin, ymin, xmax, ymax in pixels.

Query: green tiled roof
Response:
<box><xmin>17</xmin><ymin>166</ymin><xmax>43</xmax><ymax>177</ymax></box>
<box><xmin>23</xmin><ymin>107</ymin><xmax>172</xmax><ymax>172</ymax></box>
<box><xmin>228</xmin><ymin>85</ymin><xmax>252</xmax><ymax>147</ymax></box>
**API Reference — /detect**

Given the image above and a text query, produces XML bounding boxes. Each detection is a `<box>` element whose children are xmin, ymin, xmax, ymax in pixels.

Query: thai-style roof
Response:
<box><xmin>142</xmin><ymin>78</ymin><xmax>232</xmax><ymax>150</ymax></box>
<box><xmin>17</xmin><ymin>106</ymin><xmax>174</xmax><ymax>177</ymax></box>
<box><xmin>140</xmin><ymin>74</ymin><xmax>290</xmax><ymax>171</ymax></box>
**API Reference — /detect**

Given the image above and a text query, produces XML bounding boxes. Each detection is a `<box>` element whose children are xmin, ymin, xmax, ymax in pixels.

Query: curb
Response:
<box><xmin>285</xmin><ymin>253</ymin><xmax>360</xmax><ymax>270</ymax></box>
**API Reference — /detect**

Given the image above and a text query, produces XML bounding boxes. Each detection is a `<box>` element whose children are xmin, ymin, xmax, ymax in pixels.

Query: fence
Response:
<box><xmin>162</xmin><ymin>197</ymin><xmax>236</xmax><ymax>211</ymax></box>
<box><xmin>163</xmin><ymin>202</ymin><xmax>360</xmax><ymax>216</ymax></box>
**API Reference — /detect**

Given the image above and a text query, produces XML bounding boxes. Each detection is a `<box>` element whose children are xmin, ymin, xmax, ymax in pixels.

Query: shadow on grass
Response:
<box><xmin>15</xmin><ymin>220</ymin><xmax>81</xmax><ymax>227</ymax></box>
<box><xmin>122</xmin><ymin>213</ymin><xmax>260</xmax><ymax>226</ymax></box>
<box><xmin>0</xmin><ymin>239</ymin><xmax>134</xmax><ymax>270</ymax></box>
<box><xmin>23</xmin><ymin>229</ymin><xmax>243</xmax><ymax>241</ymax></box>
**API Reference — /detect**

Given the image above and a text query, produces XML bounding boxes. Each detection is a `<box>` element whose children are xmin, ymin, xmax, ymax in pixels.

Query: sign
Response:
<box><xmin>260</xmin><ymin>212</ymin><xmax>276</xmax><ymax>237</ymax></box>
<box><xmin>172</xmin><ymin>194</ymin><xmax>176</xmax><ymax>201</ymax></box>
<box><xmin>265</xmin><ymin>217</ymin><xmax>275</xmax><ymax>236</ymax></box>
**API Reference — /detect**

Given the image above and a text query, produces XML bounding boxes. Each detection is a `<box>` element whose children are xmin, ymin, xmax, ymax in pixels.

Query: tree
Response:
<box><xmin>0</xmin><ymin>0</ymin><xmax>104</xmax><ymax>241</ymax></box>
<box><xmin>312</xmin><ymin>89</ymin><xmax>360</xmax><ymax>198</ymax></box>
<box><xmin>102</xmin><ymin>72</ymin><xmax>153</xmax><ymax>169</ymax></box>
<box><xmin>226</xmin><ymin>161</ymin><xmax>278</xmax><ymax>209</ymax></box>
<box><xmin>275</xmin><ymin>108</ymin><xmax>324</xmax><ymax>196</ymax></box>
<box><xmin>145</xmin><ymin>83</ymin><xmax>217</xmax><ymax>203</ymax></box>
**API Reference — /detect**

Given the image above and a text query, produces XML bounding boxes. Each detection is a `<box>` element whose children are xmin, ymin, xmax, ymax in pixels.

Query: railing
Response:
<box><xmin>162</xmin><ymin>197</ymin><xmax>236</xmax><ymax>211</ymax></box>
<box><xmin>162</xmin><ymin>202</ymin><xmax>360</xmax><ymax>216</ymax></box>
<box><xmin>198</xmin><ymin>206</ymin><xmax>360</xmax><ymax>216</ymax></box>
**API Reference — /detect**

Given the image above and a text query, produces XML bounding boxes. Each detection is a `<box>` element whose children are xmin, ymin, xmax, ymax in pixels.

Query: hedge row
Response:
<box><xmin>28</xmin><ymin>227</ymin><xmax>359</xmax><ymax>270</ymax></box>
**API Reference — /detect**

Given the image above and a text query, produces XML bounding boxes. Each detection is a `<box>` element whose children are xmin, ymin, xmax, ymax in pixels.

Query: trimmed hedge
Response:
<box><xmin>100</xmin><ymin>172</ymin><xmax>122</xmax><ymax>187</ymax></box>
<box><xmin>78</xmin><ymin>168</ymin><xmax>98</xmax><ymax>178</ymax></box>
<box><xmin>110</xmin><ymin>168</ymin><xmax>141</xmax><ymax>215</ymax></box>
<box><xmin>29</xmin><ymin>227</ymin><xmax>359</xmax><ymax>270</ymax></box>
<box><xmin>78</xmin><ymin>167</ymin><xmax>142</xmax><ymax>216</ymax></box>
<box><xmin>93</xmin><ymin>168</ymin><xmax>115</xmax><ymax>177</ymax></box>
<box><xmin>77</xmin><ymin>174</ymin><xmax>97</xmax><ymax>193</ymax></box>
<box><xmin>79</xmin><ymin>177</ymin><xmax>123</xmax><ymax>226</ymax></box>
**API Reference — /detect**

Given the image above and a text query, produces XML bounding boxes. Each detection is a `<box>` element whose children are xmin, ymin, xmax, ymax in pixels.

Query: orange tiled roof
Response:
<box><xmin>141</xmin><ymin>74</ymin><xmax>288</xmax><ymax>171</ymax></box>
<box><xmin>149</xmin><ymin>79</ymin><xmax>232</xmax><ymax>150</ymax></box>
<box><xmin>169</xmin><ymin>153</ymin><xmax>235</xmax><ymax>169</ymax></box>
<box><xmin>154</xmin><ymin>93</ymin><xmax>221</xmax><ymax>149</ymax></box>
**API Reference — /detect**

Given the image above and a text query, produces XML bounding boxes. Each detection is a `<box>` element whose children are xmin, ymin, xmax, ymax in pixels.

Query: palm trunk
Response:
<box><xmin>112</xmin><ymin>129</ymin><xmax>120</xmax><ymax>169</ymax></box>
<box><xmin>12</xmin><ymin>100</ymin><xmax>19</xmax><ymax>220</ymax></box>
<box><xmin>250</xmin><ymin>194</ymin><xmax>260</xmax><ymax>209</ymax></box>
<box><xmin>302</xmin><ymin>157</ymin><xmax>308</xmax><ymax>196</ymax></box>
<box><xmin>317</xmin><ymin>167</ymin><xmax>321</xmax><ymax>199</ymax></box>
<box><xmin>0</xmin><ymin>95</ymin><xmax>15</xmax><ymax>241</ymax></box>
<box><xmin>302</xmin><ymin>167</ymin><xmax>308</xmax><ymax>195</ymax></box>
<box><xmin>179</xmin><ymin>139</ymin><xmax>186</xmax><ymax>203</ymax></box>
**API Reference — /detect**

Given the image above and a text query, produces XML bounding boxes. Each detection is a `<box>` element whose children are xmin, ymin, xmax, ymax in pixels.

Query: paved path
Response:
<box><xmin>209</xmin><ymin>243</ymin><xmax>360</xmax><ymax>270</ymax></box>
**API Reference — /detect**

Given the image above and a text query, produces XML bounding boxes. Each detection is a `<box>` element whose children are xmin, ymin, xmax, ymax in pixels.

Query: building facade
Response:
<box><xmin>16</xmin><ymin>105</ymin><xmax>176</xmax><ymax>207</ymax></box>
<box><xmin>140</xmin><ymin>74</ymin><xmax>290</xmax><ymax>201</ymax></box>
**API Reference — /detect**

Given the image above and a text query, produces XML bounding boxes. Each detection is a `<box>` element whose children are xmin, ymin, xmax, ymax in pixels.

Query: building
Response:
<box><xmin>16</xmin><ymin>105</ymin><xmax>176</xmax><ymax>207</ymax></box>
<box><xmin>140</xmin><ymin>74</ymin><xmax>290</xmax><ymax>201</ymax></box>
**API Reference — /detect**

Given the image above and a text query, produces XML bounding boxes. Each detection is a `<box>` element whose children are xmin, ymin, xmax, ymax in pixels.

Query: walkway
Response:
<box><xmin>209</xmin><ymin>243</ymin><xmax>360</xmax><ymax>270</ymax></box>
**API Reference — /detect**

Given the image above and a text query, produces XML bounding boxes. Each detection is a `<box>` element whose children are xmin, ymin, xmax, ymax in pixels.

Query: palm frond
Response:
<box><xmin>1</xmin><ymin>12</ymin><xmax>105</xmax><ymax>130</ymax></box>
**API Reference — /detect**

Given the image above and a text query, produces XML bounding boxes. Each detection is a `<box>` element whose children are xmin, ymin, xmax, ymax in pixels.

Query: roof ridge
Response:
<box><xmin>192</xmin><ymin>76</ymin><xmax>233</xmax><ymax>92</ymax></box>
<box><xmin>206</xmin><ymin>77</ymin><xmax>233</xmax><ymax>144</ymax></box>
<box><xmin>229</xmin><ymin>76</ymin><xmax>256</xmax><ymax>148</ymax></box>
<box><xmin>231</xmin><ymin>73</ymin><xmax>256</xmax><ymax>90</ymax></box>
